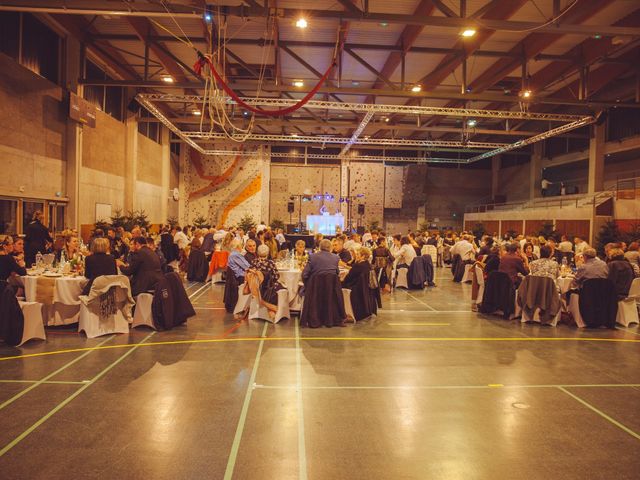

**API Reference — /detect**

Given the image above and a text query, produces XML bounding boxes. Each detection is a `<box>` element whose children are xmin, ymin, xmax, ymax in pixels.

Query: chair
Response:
<box><xmin>517</xmin><ymin>276</ymin><xmax>561</xmax><ymax>326</ymax></box>
<box><xmin>472</xmin><ymin>265</ymin><xmax>485</xmax><ymax>310</ymax></box>
<box><xmin>223</xmin><ymin>266</ymin><xmax>240</xmax><ymax>313</ymax></box>
<box><xmin>462</xmin><ymin>263</ymin><xmax>474</xmax><ymax>283</ymax></box>
<box><xmin>233</xmin><ymin>284</ymin><xmax>252</xmax><ymax>316</ymax></box>
<box><xmin>568</xmin><ymin>278</ymin><xmax>618</xmax><ymax>328</ymax></box>
<box><xmin>343</xmin><ymin>288</ymin><xmax>355</xmax><ymax>321</ymax></box>
<box><xmin>300</xmin><ymin>272</ymin><xmax>346</xmax><ymax>328</ymax></box>
<box><xmin>78</xmin><ymin>275</ymin><xmax>133</xmax><ymax>338</ymax></box>
<box><xmin>394</xmin><ymin>265</ymin><xmax>409</xmax><ymax>289</ymax></box>
<box><xmin>479</xmin><ymin>271</ymin><xmax>516</xmax><ymax>319</ymax></box>
<box><xmin>421</xmin><ymin>245</ymin><xmax>437</xmax><ymax>265</ymax></box>
<box><xmin>17</xmin><ymin>301</ymin><xmax>46</xmax><ymax>346</ymax></box>
<box><xmin>186</xmin><ymin>249</ymin><xmax>209</xmax><ymax>282</ymax></box>
<box><xmin>616</xmin><ymin>278</ymin><xmax>640</xmax><ymax>327</ymax></box>
<box><xmin>131</xmin><ymin>293</ymin><xmax>156</xmax><ymax>330</ymax></box>
<box><xmin>248</xmin><ymin>289</ymin><xmax>290</xmax><ymax>324</ymax></box>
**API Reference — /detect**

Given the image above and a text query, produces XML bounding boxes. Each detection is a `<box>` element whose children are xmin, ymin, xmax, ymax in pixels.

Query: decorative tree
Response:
<box><xmin>368</xmin><ymin>219</ymin><xmax>381</xmax><ymax>231</ymax></box>
<box><xmin>472</xmin><ymin>223</ymin><xmax>486</xmax><ymax>240</ymax></box>
<box><xmin>93</xmin><ymin>219</ymin><xmax>110</xmax><ymax>233</ymax></box>
<box><xmin>238</xmin><ymin>214</ymin><xmax>256</xmax><ymax>232</ymax></box>
<box><xmin>166</xmin><ymin>216</ymin><xmax>179</xmax><ymax>228</ymax></box>
<box><xmin>537</xmin><ymin>222</ymin><xmax>559</xmax><ymax>240</ymax></box>
<box><xmin>418</xmin><ymin>221</ymin><xmax>430</xmax><ymax>233</ymax></box>
<box><xmin>193</xmin><ymin>214</ymin><xmax>209</xmax><ymax>229</ymax></box>
<box><xmin>595</xmin><ymin>221</ymin><xmax>622</xmax><ymax>257</ymax></box>
<box><xmin>270</xmin><ymin>219</ymin><xmax>285</xmax><ymax>231</ymax></box>
<box><xmin>110</xmin><ymin>209</ymin><xmax>127</xmax><ymax>229</ymax></box>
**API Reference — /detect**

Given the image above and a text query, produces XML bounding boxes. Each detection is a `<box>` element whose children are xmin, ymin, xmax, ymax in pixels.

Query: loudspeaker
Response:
<box><xmin>357</xmin><ymin>204</ymin><xmax>365</xmax><ymax>215</ymax></box>
<box><xmin>287</xmin><ymin>201</ymin><xmax>295</xmax><ymax>213</ymax></box>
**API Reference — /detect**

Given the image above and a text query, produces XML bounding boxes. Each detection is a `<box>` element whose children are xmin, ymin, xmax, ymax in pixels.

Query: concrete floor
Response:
<box><xmin>1</xmin><ymin>269</ymin><xmax>639</xmax><ymax>479</ymax></box>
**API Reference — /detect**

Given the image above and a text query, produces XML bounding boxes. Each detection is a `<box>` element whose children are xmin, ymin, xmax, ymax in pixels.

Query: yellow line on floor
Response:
<box><xmin>388</xmin><ymin>323</ymin><xmax>450</xmax><ymax>326</ymax></box>
<box><xmin>2</xmin><ymin>335</ymin><xmax>640</xmax><ymax>362</ymax></box>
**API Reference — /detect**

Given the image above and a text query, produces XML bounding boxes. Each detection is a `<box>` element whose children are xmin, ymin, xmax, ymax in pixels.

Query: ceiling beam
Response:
<box><xmin>432</xmin><ymin>0</ymin><xmax>458</xmax><ymax>18</ymax></box>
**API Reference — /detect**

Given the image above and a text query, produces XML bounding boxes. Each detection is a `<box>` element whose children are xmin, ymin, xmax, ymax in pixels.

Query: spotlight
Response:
<box><xmin>292</xmin><ymin>80</ymin><xmax>304</xmax><ymax>88</ymax></box>
<box><xmin>467</xmin><ymin>119</ymin><xmax>477</xmax><ymax>128</ymax></box>
<box><xmin>242</xmin><ymin>111</ymin><xmax>249</xmax><ymax>117</ymax></box>
<box><xmin>204</xmin><ymin>13</ymin><xmax>212</xmax><ymax>22</ymax></box>
<box><xmin>296</xmin><ymin>18</ymin><xmax>308</xmax><ymax>29</ymax></box>
<box><xmin>411</xmin><ymin>85</ymin><xmax>422</xmax><ymax>93</ymax></box>
<box><xmin>192</xmin><ymin>110</ymin><xmax>201</xmax><ymax>116</ymax></box>
<box><xmin>461</xmin><ymin>28</ymin><xmax>476</xmax><ymax>37</ymax></box>
<box><xmin>351</xmin><ymin>81</ymin><xmax>360</xmax><ymax>86</ymax></box>
<box><xmin>383</xmin><ymin>117</ymin><xmax>390</xmax><ymax>123</ymax></box>
<box><xmin>521</xmin><ymin>89</ymin><xmax>532</xmax><ymax>99</ymax></box>
<box><xmin>379</xmin><ymin>22</ymin><xmax>389</xmax><ymax>27</ymax></box>
<box><xmin>161</xmin><ymin>76</ymin><xmax>174</xmax><ymax>83</ymax></box>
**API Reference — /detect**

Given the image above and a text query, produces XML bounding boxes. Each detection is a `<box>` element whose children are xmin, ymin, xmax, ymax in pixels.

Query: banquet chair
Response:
<box><xmin>516</xmin><ymin>276</ymin><xmax>561</xmax><ymax>326</ymax></box>
<box><xmin>616</xmin><ymin>278</ymin><xmax>640</xmax><ymax>327</ymax></box>
<box><xmin>342</xmin><ymin>288</ymin><xmax>355</xmax><ymax>321</ymax></box>
<box><xmin>131</xmin><ymin>293</ymin><xmax>156</xmax><ymax>330</ymax></box>
<box><xmin>471</xmin><ymin>265</ymin><xmax>485</xmax><ymax>310</ymax></box>
<box><xmin>300</xmin><ymin>272</ymin><xmax>347</xmax><ymax>328</ymax></box>
<box><xmin>394</xmin><ymin>265</ymin><xmax>409</xmax><ymax>289</ymax></box>
<box><xmin>567</xmin><ymin>293</ymin><xmax>586</xmax><ymax>328</ymax></box>
<box><xmin>248</xmin><ymin>289</ymin><xmax>290</xmax><ymax>324</ymax></box>
<box><xmin>421</xmin><ymin>245</ymin><xmax>437</xmax><ymax>265</ymax></box>
<box><xmin>568</xmin><ymin>279</ymin><xmax>618</xmax><ymax>328</ymax></box>
<box><xmin>18</xmin><ymin>301</ymin><xmax>46</xmax><ymax>346</ymax></box>
<box><xmin>233</xmin><ymin>284</ymin><xmax>252</xmax><ymax>317</ymax></box>
<box><xmin>78</xmin><ymin>275</ymin><xmax>133</xmax><ymax>338</ymax></box>
<box><xmin>479</xmin><ymin>271</ymin><xmax>516</xmax><ymax>319</ymax></box>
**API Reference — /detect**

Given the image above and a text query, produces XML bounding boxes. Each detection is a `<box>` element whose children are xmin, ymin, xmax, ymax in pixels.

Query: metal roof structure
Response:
<box><xmin>6</xmin><ymin>0</ymin><xmax>640</xmax><ymax>163</ymax></box>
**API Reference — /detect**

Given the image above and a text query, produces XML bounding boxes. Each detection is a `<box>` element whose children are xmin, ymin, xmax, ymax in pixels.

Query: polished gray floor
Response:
<box><xmin>1</xmin><ymin>269</ymin><xmax>639</xmax><ymax>479</ymax></box>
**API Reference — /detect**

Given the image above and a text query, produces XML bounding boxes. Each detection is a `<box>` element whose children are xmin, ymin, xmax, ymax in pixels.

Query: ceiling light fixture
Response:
<box><xmin>461</xmin><ymin>28</ymin><xmax>476</xmax><ymax>38</ymax></box>
<box><xmin>411</xmin><ymin>85</ymin><xmax>422</xmax><ymax>93</ymax></box>
<box><xmin>467</xmin><ymin>119</ymin><xmax>477</xmax><ymax>128</ymax></box>
<box><xmin>161</xmin><ymin>76</ymin><xmax>174</xmax><ymax>83</ymax></box>
<box><xmin>379</xmin><ymin>22</ymin><xmax>389</xmax><ymax>27</ymax></box>
<box><xmin>192</xmin><ymin>110</ymin><xmax>201</xmax><ymax>116</ymax></box>
<box><xmin>521</xmin><ymin>89</ymin><xmax>532</xmax><ymax>99</ymax></box>
<box><xmin>293</xmin><ymin>80</ymin><xmax>304</xmax><ymax>87</ymax></box>
<box><xmin>352</xmin><ymin>81</ymin><xmax>360</xmax><ymax>86</ymax></box>
<box><xmin>296</xmin><ymin>18</ymin><xmax>308</xmax><ymax>29</ymax></box>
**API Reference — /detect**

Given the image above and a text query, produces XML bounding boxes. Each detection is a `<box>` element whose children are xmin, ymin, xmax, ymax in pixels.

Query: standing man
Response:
<box><xmin>24</xmin><ymin>210</ymin><xmax>53</xmax><ymax>266</ymax></box>
<box><xmin>541</xmin><ymin>178</ymin><xmax>553</xmax><ymax>197</ymax></box>
<box><xmin>118</xmin><ymin>237</ymin><xmax>164</xmax><ymax>296</ymax></box>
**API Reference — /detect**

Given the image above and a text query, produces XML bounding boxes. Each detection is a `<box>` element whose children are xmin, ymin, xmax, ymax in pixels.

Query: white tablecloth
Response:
<box><xmin>23</xmin><ymin>275</ymin><xmax>88</xmax><ymax>326</ymax></box>
<box><xmin>557</xmin><ymin>276</ymin><xmax>574</xmax><ymax>294</ymax></box>
<box><xmin>278</xmin><ymin>269</ymin><xmax>302</xmax><ymax>305</ymax></box>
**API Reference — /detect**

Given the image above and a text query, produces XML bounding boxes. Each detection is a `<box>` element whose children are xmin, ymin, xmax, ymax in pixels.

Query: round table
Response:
<box><xmin>23</xmin><ymin>275</ymin><xmax>88</xmax><ymax>326</ymax></box>
<box><xmin>278</xmin><ymin>269</ymin><xmax>302</xmax><ymax>306</ymax></box>
<box><xmin>556</xmin><ymin>276</ymin><xmax>574</xmax><ymax>294</ymax></box>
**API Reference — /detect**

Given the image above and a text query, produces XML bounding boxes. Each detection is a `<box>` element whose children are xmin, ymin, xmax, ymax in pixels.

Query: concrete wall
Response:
<box><xmin>496</xmin><ymin>163</ymin><xmax>530</xmax><ymax>202</ymax></box>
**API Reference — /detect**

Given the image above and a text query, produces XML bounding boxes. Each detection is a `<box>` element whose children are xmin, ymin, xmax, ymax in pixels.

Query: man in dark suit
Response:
<box><xmin>302</xmin><ymin>239</ymin><xmax>340</xmax><ymax>284</ymax></box>
<box><xmin>118</xmin><ymin>237</ymin><xmax>164</xmax><ymax>296</ymax></box>
<box><xmin>24</xmin><ymin>210</ymin><xmax>53</xmax><ymax>266</ymax></box>
<box><xmin>499</xmin><ymin>242</ymin><xmax>529</xmax><ymax>288</ymax></box>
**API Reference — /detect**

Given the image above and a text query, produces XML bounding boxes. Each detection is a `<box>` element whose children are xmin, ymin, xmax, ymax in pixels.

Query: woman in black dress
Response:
<box><xmin>82</xmin><ymin>237</ymin><xmax>117</xmax><ymax>295</ymax></box>
<box><xmin>342</xmin><ymin>247</ymin><xmax>378</xmax><ymax>321</ymax></box>
<box><xmin>246</xmin><ymin>244</ymin><xmax>285</xmax><ymax>315</ymax></box>
<box><xmin>372</xmin><ymin>237</ymin><xmax>394</xmax><ymax>292</ymax></box>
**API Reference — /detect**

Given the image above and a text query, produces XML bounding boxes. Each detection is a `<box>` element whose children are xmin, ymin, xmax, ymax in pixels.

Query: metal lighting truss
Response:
<box><xmin>136</xmin><ymin>93</ymin><xmax>596</xmax><ymax>163</ymax></box>
<box><xmin>138</xmin><ymin>93</ymin><xmax>587</xmax><ymax>122</ymax></box>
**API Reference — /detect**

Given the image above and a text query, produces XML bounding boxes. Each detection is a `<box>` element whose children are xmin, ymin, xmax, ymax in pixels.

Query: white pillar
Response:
<box><xmin>588</xmin><ymin>122</ymin><xmax>605</xmax><ymax>194</ymax></box>
<box><xmin>64</xmin><ymin>37</ymin><xmax>82</xmax><ymax>230</ymax></box>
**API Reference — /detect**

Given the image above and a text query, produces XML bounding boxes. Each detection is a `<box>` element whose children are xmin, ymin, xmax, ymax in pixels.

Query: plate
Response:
<box><xmin>43</xmin><ymin>273</ymin><xmax>62</xmax><ymax>278</ymax></box>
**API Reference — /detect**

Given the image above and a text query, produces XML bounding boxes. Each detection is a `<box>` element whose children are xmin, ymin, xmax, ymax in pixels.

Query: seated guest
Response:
<box><xmin>294</xmin><ymin>240</ymin><xmax>309</xmax><ymax>269</ymax></box>
<box><xmin>331</xmin><ymin>237</ymin><xmax>353</xmax><ymax>268</ymax></box>
<box><xmin>56</xmin><ymin>234</ymin><xmax>80</xmax><ymax>262</ymax></box>
<box><xmin>313</xmin><ymin>233</ymin><xmax>324</xmax><ymax>251</ymax></box>
<box><xmin>523</xmin><ymin>242</ymin><xmax>538</xmax><ymax>262</ymax></box>
<box><xmin>558</xmin><ymin>235</ymin><xmax>573</xmax><ymax>254</ymax></box>
<box><xmin>245</xmin><ymin>245</ymin><xmax>285</xmax><ymax>315</ymax></box>
<box><xmin>82</xmin><ymin>237</ymin><xmax>117</xmax><ymax>295</ymax></box>
<box><xmin>201</xmin><ymin>228</ymin><xmax>216</xmax><ymax>255</ymax></box>
<box><xmin>624</xmin><ymin>242</ymin><xmax>640</xmax><ymax>268</ymax></box>
<box><xmin>342</xmin><ymin>247</ymin><xmax>377</xmax><ymax>321</ymax></box>
<box><xmin>607</xmin><ymin>248</ymin><xmax>636</xmax><ymax>299</ymax></box>
<box><xmin>227</xmin><ymin>239</ymin><xmax>251</xmax><ymax>284</ymax></box>
<box><xmin>118</xmin><ymin>237</ymin><xmax>164</xmax><ymax>296</ymax></box>
<box><xmin>147</xmin><ymin>237</ymin><xmax>168</xmax><ymax>273</ymax></box>
<box><xmin>484</xmin><ymin>246</ymin><xmax>501</xmax><ymax>277</ymax></box>
<box><xmin>10</xmin><ymin>236</ymin><xmax>26</xmax><ymax>269</ymax></box>
<box><xmin>570</xmin><ymin>248</ymin><xmax>609</xmax><ymax>290</ymax></box>
<box><xmin>373</xmin><ymin>237</ymin><xmax>394</xmax><ymax>292</ymax></box>
<box><xmin>450</xmin><ymin>234</ymin><xmax>476</xmax><ymax>262</ymax></box>
<box><xmin>499</xmin><ymin>243</ymin><xmax>529</xmax><ymax>287</ymax></box>
<box><xmin>574</xmin><ymin>236</ymin><xmax>590</xmax><ymax>255</ymax></box>
<box><xmin>302</xmin><ymin>239</ymin><xmax>339</xmax><ymax>284</ymax></box>
<box><xmin>107</xmin><ymin>227</ymin><xmax>129</xmax><ymax>260</ymax></box>
<box><xmin>263</xmin><ymin>231</ymin><xmax>279</xmax><ymax>259</ymax></box>
<box><xmin>244</xmin><ymin>239</ymin><xmax>258</xmax><ymax>264</ymax></box>
<box><xmin>0</xmin><ymin>235</ymin><xmax>27</xmax><ymax>281</ymax></box>
<box><xmin>478</xmin><ymin>237</ymin><xmax>494</xmax><ymax>256</ymax></box>
<box><xmin>529</xmin><ymin>245</ymin><xmax>559</xmax><ymax>279</ymax></box>
<box><xmin>396</xmin><ymin>236</ymin><xmax>417</xmax><ymax>268</ymax></box>
<box><xmin>344</xmin><ymin>233</ymin><xmax>362</xmax><ymax>252</ymax></box>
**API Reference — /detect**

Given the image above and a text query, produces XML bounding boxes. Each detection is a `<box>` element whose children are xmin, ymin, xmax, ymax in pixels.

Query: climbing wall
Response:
<box><xmin>180</xmin><ymin>146</ymin><xmax>268</xmax><ymax>227</ymax></box>
<box><xmin>348</xmin><ymin>162</ymin><xmax>385</xmax><ymax>226</ymax></box>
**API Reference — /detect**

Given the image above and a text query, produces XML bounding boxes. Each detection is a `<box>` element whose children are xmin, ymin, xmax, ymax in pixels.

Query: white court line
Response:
<box><xmin>295</xmin><ymin>317</ymin><xmax>308</xmax><ymax>480</ymax></box>
<box><xmin>558</xmin><ymin>386</ymin><xmax>640</xmax><ymax>441</ymax></box>
<box><xmin>618</xmin><ymin>328</ymin><xmax>640</xmax><ymax>337</ymax></box>
<box><xmin>378</xmin><ymin>310</ymin><xmax>472</xmax><ymax>314</ymax></box>
<box><xmin>403</xmin><ymin>291</ymin><xmax>437</xmax><ymax>311</ymax></box>
<box><xmin>223</xmin><ymin>322</ymin><xmax>268</xmax><ymax>480</ymax></box>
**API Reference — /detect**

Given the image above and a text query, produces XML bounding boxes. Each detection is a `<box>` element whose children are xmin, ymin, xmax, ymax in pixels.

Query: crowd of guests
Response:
<box><xmin>446</xmin><ymin>231</ymin><xmax>640</xmax><ymax>308</ymax></box>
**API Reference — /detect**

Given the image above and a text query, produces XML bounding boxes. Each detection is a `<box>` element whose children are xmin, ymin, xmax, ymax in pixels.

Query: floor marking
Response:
<box><xmin>2</xmin><ymin>335</ymin><xmax>640</xmax><ymax>362</ymax></box>
<box><xmin>0</xmin><ymin>380</ymin><xmax>89</xmax><ymax>385</ymax></box>
<box><xmin>558</xmin><ymin>386</ymin><xmax>640</xmax><ymax>441</ymax></box>
<box><xmin>404</xmin><ymin>292</ymin><xmax>437</xmax><ymax>311</ymax></box>
<box><xmin>388</xmin><ymin>323</ymin><xmax>450</xmax><ymax>326</ymax></box>
<box><xmin>253</xmin><ymin>383</ymin><xmax>640</xmax><ymax>391</ymax></box>
<box><xmin>0</xmin><ymin>335</ymin><xmax>114</xmax><ymax>411</ymax></box>
<box><xmin>295</xmin><ymin>317</ymin><xmax>308</xmax><ymax>480</ymax></box>
<box><xmin>0</xmin><ymin>331</ymin><xmax>155</xmax><ymax>457</ymax></box>
<box><xmin>189</xmin><ymin>283</ymin><xmax>210</xmax><ymax>302</ymax></box>
<box><xmin>378</xmin><ymin>310</ymin><xmax>472</xmax><ymax>314</ymax></box>
<box><xmin>618</xmin><ymin>328</ymin><xmax>640</xmax><ymax>336</ymax></box>
<box><xmin>223</xmin><ymin>322</ymin><xmax>268</xmax><ymax>480</ymax></box>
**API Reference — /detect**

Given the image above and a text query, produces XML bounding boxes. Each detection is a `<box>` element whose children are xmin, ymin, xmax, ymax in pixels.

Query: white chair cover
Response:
<box><xmin>233</xmin><ymin>284</ymin><xmax>252</xmax><ymax>316</ymax></box>
<box><xmin>567</xmin><ymin>293</ymin><xmax>586</xmax><ymax>328</ymax></box>
<box><xmin>248</xmin><ymin>288</ymin><xmax>290</xmax><ymax>324</ymax></box>
<box><xmin>342</xmin><ymin>288</ymin><xmax>355</xmax><ymax>321</ymax></box>
<box><xmin>395</xmin><ymin>267</ymin><xmax>409</xmax><ymax>289</ymax></box>
<box><xmin>210</xmin><ymin>271</ymin><xmax>224</xmax><ymax>284</ymax></box>
<box><xmin>462</xmin><ymin>263</ymin><xmax>474</xmax><ymax>283</ymax></box>
<box><xmin>132</xmin><ymin>293</ymin><xmax>156</xmax><ymax>329</ymax></box>
<box><xmin>617</xmin><ymin>298</ymin><xmax>639</xmax><ymax>327</ymax></box>
<box><xmin>78</xmin><ymin>277</ymin><xmax>133</xmax><ymax>338</ymax></box>
<box><xmin>475</xmin><ymin>265</ymin><xmax>485</xmax><ymax>306</ymax></box>
<box><xmin>17</xmin><ymin>301</ymin><xmax>46</xmax><ymax>346</ymax></box>
<box><xmin>520</xmin><ymin>304</ymin><xmax>561</xmax><ymax>327</ymax></box>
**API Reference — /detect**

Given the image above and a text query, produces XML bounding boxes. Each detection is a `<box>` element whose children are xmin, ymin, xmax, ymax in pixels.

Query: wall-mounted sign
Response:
<box><xmin>69</xmin><ymin>92</ymin><xmax>96</xmax><ymax>128</ymax></box>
